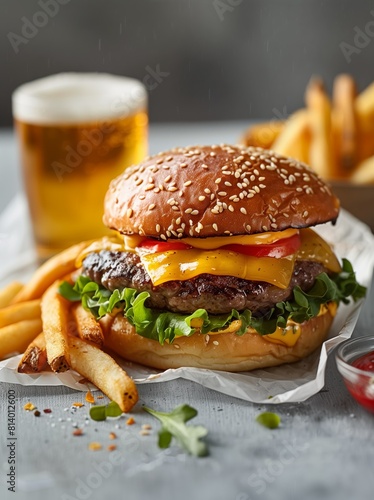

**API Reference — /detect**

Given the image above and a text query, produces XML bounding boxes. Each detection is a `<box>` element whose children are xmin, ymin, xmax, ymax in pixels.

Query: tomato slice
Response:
<box><xmin>138</xmin><ymin>239</ymin><xmax>192</xmax><ymax>253</ymax></box>
<box><xmin>222</xmin><ymin>233</ymin><xmax>301</xmax><ymax>258</ymax></box>
<box><xmin>138</xmin><ymin>233</ymin><xmax>301</xmax><ymax>258</ymax></box>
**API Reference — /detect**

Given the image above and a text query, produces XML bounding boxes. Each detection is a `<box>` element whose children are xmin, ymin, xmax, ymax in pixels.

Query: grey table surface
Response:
<box><xmin>1</xmin><ymin>123</ymin><xmax>374</xmax><ymax>500</ymax></box>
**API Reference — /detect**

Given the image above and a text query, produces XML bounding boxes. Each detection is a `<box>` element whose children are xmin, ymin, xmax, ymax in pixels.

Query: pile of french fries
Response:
<box><xmin>0</xmin><ymin>242</ymin><xmax>138</xmax><ymax>412</ymax></box>
<box><xmin>242</xmin><ymin>74</ymin><xmax>374</xmax><ymax>183</ymax></box>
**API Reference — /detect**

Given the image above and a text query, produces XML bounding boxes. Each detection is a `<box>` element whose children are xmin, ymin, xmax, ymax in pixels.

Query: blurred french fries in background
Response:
<box><xmin>0</xmin><ymin>319</ymin><xmax>42</xmax><ymax>359</ymax></box>
<box><xmin>241</xmin><ymin>74</ymin><xmax>374</xmax><ymax>186</ymax></box>
<box><xmin>0</xmin><ymin>282</ymin><xmax>23</xmax><ymax>308</ymax></box>
<box><xmin>332</xmin><ymin>74</ymin><xmax>358</xmax><ymax>176</ymax></box>
<box><xmin>271</xmin><ymin>109</ymin><xmax>311</xmax><ymax>164</ymax></box>
<box><xmin>305</xmin><ymin>78</ymin><xmax>336</xmax><ymax>179</ymax></box>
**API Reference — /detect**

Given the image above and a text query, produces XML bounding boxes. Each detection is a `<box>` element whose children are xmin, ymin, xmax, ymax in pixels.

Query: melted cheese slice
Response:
<box><xmin>76</xmin><ymin>228</ymin><xmax>341</xmax><ymax>289</ymax></box>
<box><xmin>141</xmin><ymin>250</ymin><xmax>296</xmax><ymax>288</ymax></box>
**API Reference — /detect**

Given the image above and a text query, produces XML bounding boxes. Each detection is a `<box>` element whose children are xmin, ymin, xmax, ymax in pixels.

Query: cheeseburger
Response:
<box><xmin>61</xmin><ymin>145</ymin><xmax>365</xmax><ymax>372</ymax></box>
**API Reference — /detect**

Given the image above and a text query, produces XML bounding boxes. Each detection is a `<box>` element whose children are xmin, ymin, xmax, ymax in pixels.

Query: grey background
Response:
<box><xmin>2</xmin><ymin>0</ymin><xmax>374</xmax><ymax>126</ymax></box>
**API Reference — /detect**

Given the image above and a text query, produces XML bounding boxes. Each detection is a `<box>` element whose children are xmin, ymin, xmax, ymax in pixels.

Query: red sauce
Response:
<box><xmin>352</xmin><ymin>351</ymin><xmax>374</xmax><ymax>372</ymax></box>
<box><xmin>346</xmin><ymin>351</ymin><xmax>374</xmax><ymax>413</ymax></box>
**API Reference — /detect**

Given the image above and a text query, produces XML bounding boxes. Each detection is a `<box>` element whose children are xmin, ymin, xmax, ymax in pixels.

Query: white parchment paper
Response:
<box><xmin>0</xmin><ymin>195</ymin><xmax>373</xmax><ymax>403</ymax></box>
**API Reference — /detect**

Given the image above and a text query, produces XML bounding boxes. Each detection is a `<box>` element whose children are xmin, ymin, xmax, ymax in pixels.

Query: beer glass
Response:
<box><xmin>12</xmin><ymin>73</ymin><xmax>148</xmax><ymax>259</ymax></box>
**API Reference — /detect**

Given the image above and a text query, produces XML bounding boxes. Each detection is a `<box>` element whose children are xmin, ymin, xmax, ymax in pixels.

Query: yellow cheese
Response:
<box><xmin>140</xmin><ymin>250</ymin><xmax>296</xmax><ymax>288</ymax></box>
<box><xmin>264</xmin><ymin>324</ymin><xmax>302</xmax><ymax>347</ymax></box>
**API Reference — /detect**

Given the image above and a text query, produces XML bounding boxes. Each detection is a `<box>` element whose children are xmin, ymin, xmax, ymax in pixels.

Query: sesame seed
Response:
<box><xmin>210</xmin><ymin>152</ymin><xmax>216</xmax><ymax>157</ymax></box>
<box><xmin>185</xmin><ymin>208</ymin><xmax>193</xmax><ymax>214</ymax></box>
<box><xmin>148</xmin><ymin>204</ymin><xmax>156</xmax><ymax>211</ymax></box>
<box><xmin>198</xmin><ymin>195</ymin><xmax>206</xmax><ymax>201</ymax></box>
<box><xmin>127</xmin><ymin>208</ymin><xmax>133</xmax><ymax>218</ymax></box>
<box><xmin>166</xmin><ymin>156</ymin><xmax>173</xmax><ymax>161</ymax></box>
<box><xmin>184</xmin><ymin>180</ymin><xmax>192</xmax><ymax>187</ymax></box>
<box><xmin>174</xmin><ymin>344</ymin><xmax>180</xmax><ymax>349</ymax></box>
<box><xmin>164</xmin><ymin>175</ymin><xmax>172</xmax><ymax>183</ymax></box>
<box><xmin>202</xmin><ymin>164</ymin><xmax>209</xmax><ymax>169</ymax></box>
<box><xmin>213</xmin><ymin>340</ymin><xmax>219</xmax><ymax>346</ymax></box>
<box><xmin>215</xmin><ymin>178</ymin><xmax>221</xmax><ymax>184</ymax></box>
<box><xmin>240</xmin><ymin>207</ymin><xmax>247</xmax><ymax>215</ymax></box>
<box><xmin>171</xmin><ymin>206</ymin><xmax>179</xmax><ymax>211</ymax></box>
<box><xmin>160</xmin><ymin>234</ymin><xmax>167</xmax><ymax>241</ymax></box>
<box><xmin>303</xmin><ymin>211</ymin><xmax>309</xmax><ymax>217</ymax></box>
<box><xmin>156</xmin><ymin>159</ymin><xmax>163</xmax><ymax>165</ymax></box>
<box><xmin>176</xmin><ymin>217</ymin><xmax>181</xmax><ymax>224</ymax></box>
<box><xmin>180</xmin><ymin>162</ymin><xmax>187</xmax><ymax>168</ymax></box>
<box><xmin>156</xmin><ymin>224</ymin><xmax>161</xmax><ymax>232</ymax></box>
<box><xmin>197</xmin><ymin>222</ymin><xmax>203</xmax><ymax>230</ymax></box>
<box><xmin>228</xmin><ymin>205</ymin><xmax>234</xmax><ymax>212</ymax></box>
<box><xmin>218</xmin><ymin>191</ymin><xmax>227</xmax><ymax>196</ymax></box>
<box><xmin>204</xmin><ymin>188</ymin><xmax>211</xmax><ymax>194</ymax></box>
<box><xmin>224</xmin><ymin>181</ymin><xmax>232</xmax><ymax>187</ymax></box>
<box><xmin>213</xmin><ymin>223</ymin><xmax>218</xmax><ymax>231</ymax></box>
<box><xmin>246</xmin><ymin>224</ymin><xmax>252</xmax><ymax>232</ymax></box>
<box><xmin>145</xmin><ymin>184</ymin><xmax>155</xmax><ymax>191</ymax></box>
<box><xmin>191</xmin><ymin>210</ymin><xmax>199</xmax><ymax>216</ymax></box>
<box><xmin>135</xmin><ymin>178</ymin><xmax>143</xmax><ymax>186</ymax></box>
<box><xmin>168</xmin><ymin>186</ymin><xmax>178</xmax><ymax>192</ymax></box>
<box><xmin>139</xmin><ymin>194</ymin><xmax>145</xmax><ymax>200</ymax></box>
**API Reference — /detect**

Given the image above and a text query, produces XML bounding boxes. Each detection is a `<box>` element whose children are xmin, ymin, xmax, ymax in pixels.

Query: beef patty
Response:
<box><xmin>82</xmin><ymin>250</ymin><xmax>328</xmax><ymax>316</ymax></box>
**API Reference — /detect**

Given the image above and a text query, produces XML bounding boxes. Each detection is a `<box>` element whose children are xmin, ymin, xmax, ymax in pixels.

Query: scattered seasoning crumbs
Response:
<box><xmin>109</xmin><ymin>432</ymin><xmax>117</xmax><ymax>440</ymax></box>
<box><xmin>72</xmin><ymin>402</ymin><xmax>84</xmax><ymax>408</ymax></box>
<box><xmin>34</xmin><ymin>410</ymin><xmax>41</xmax><ymax>417</ymax></box>
<box><xmin>73</xmin><ymin>428</ymin><xmax>83</xmax><ymax>437</ymax></box>
<box><xmin>141</xmin><ymin>424</ymin><xmax>152</xmax><ymax>431</ymax></box>
<box><xmin>88</xmin><ymin>442</ymin><xmax>102</xmax><ymax>451</ymax></box>
<box><xmin>24</xmin><ymin>403</ymin><xmax>36</xmax><ymax>411</ymax></box>
<box><xmin>97</xmin><ymin>396</ymin><xmax>104</xmax><ymax>400</ymax></box>
<box><xmin>140</xmin><ymin>430</ymin><xmax>150</xmax><ymax>436</ymax></box>
<box><xmin>126</xmin><ymin>417</ymin><xmax>135</xmax><ymax>426</ymax></box>
<box><xmin>107</xmin><ymin>444</ymin><xmax>117</xmax><ymax>452</ymax></box>
<box><xmin>43</xmin><ymin>409</ymin><xmax>52</xmax><ymax>414</ymax></box>
<box><xmin>86</xmin><ymin>391</ymin><xmax>95</xmax><ymax>404</ymax></box>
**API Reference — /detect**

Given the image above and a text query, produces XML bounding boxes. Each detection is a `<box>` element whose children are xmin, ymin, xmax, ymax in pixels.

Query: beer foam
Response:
<box><xmin>12</xmin><ymin>73</ymin><xmax>147</xmax><ymax>124</ymax></box>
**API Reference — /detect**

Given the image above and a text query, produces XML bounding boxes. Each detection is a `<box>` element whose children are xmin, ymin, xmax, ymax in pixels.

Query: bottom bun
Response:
<box><xmin>101</xmin><ymin>308</ymin><xmax>335</xmax><ymax>372</ymax></box>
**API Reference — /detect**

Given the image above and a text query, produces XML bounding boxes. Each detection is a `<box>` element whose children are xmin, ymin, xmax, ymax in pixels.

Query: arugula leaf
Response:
<box><xmin>143</xmin><ymin>404</ymin><xmax>209</xmax><ymax>457</ymax></box>
<box><xmin>89</xmin><ymin>401</ymin><xmax>123</xmax><ymax>421</ymax></box>
<box><xmin>58</xmin><ymin>258</ymin><xmax>366</xmax><ymax>343</ymax></box>
<box><xmin>256</xmin><ymin>412</ymin><xmax>281</xmax><ymax>429</ymax></box>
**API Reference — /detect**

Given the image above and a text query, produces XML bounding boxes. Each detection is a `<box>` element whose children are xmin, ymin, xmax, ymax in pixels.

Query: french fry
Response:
<box><xmin>0</xmin><ymin>319</ymin><xmax>43</xmax><ymax>360</ymax></box>
<box><xmin>271</xmin><ymin>109</ymin><xmax>311</xmax><ymax>163</ymax></box>
<box><xmin>305</xmin><ymin>77</ymin><xmax>336</xmax><ymax>179</ymax></box>
<box><xmin>41</xmin><ymin>281</ymin><xmax>71</xmax><ymax>372</ymax></box>
<box><xmin>355</xmin><ymin>81</ymin><xmax>374</xmax><ymax>120</ymax></box>
<box><xmin>351</xmin><ymin>155</ymin><xmax>374</xmax><ymax>184</ymax></box>
<box><xmin>332</xmin><ymin>74</ymin><xmax>358</xmax><ymax>175</ymax></box>
<box><xmin>0</xmin><ymin>282</ymin><xmax>24</xmax><ymax>309</ymax></box>
<box><xmin>18</xmin><ymin>333</ymin><xmax>48</xmax><ymax>374</ymax></box>
<box><xmin>72</xmin><ymin>304</ymin><xmax>104</xmax><ymax>348</ymax></box>
<box><xmin>0</xmin><ymin>300</ymin><xmax>41</xmax><ymax>328</ymax></box>
<box><xmin>67</xmin><ymin>336</ymin><xmax>138</xmax><ymax>412</ymax></box>
<box><xmin>355</xmin><ymin>82</ymin><xmax>374</xmax><ymax>163</ymax></box>
<box><xmin>241</xmin><ymin>120</ymin><xmax>284</xmax><ymax>149</ymax></box>
<box><xmin>11</xmin><ymin>241</ymin><xmax>91</xmax><ymax>304</ymax></box>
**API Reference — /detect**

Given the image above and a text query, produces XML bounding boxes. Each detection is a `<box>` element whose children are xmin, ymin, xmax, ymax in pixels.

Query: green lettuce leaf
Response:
<box><xmin>58</xmin><ymin>258</ymin><xmax>366</xmax><ymax>343</ymax></box>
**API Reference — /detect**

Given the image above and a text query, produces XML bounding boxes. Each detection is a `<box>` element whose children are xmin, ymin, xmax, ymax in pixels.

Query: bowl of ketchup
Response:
<box><xmin>336</xmin><ymin>336</ymin><xmax>374</xmax><ymax>413</ymax></box>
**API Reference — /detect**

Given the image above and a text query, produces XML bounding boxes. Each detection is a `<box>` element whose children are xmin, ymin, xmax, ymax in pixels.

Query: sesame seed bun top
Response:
<box><xmin>103</xmin><ymin>145</ymin><xmax>340</xmax><ymax>238</ymax></box>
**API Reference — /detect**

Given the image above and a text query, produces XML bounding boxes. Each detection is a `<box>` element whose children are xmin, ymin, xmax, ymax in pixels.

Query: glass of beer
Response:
<box><xmin>12</xmin><ymin>73</ymin><xmax>148</xmax><ymax>259</ymax></box>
